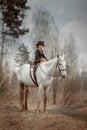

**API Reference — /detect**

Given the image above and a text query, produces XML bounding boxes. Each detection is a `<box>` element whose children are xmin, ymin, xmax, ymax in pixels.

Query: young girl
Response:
<box><xmin>34</xmin><ymin>41</ymin><xmax>48</xmax><ymax>64</ymax></box>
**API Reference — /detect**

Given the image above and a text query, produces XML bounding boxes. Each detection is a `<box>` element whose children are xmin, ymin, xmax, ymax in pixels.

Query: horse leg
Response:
<box><xmin>43</xmin><ymin>88</ymin><xmax>47</xmax><ymax>112</ymax></box>
<box><xmin>36</xmin><ymin>85</ymin><xmax>43</xmax><ymax>112</ymax></box>
<box><xmin>25</xmin><ymin>85</ymin><xmax>29</xmax><ymax>110</ymax></box>
<box><xmin>19</xmin><ymin>82</ymin><xmax>25</xmax><ymax>111</ymax></box>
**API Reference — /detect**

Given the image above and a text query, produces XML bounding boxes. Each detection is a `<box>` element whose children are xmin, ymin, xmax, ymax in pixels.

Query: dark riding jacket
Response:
<box><xmin>35</xmin><ymin>49</ymin><xmax>47</xmax><ymax>63</ymax></box>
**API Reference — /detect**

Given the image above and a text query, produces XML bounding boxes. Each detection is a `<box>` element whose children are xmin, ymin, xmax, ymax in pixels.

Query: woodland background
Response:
<box><xmin>0</xmin><ymin>1</ymin><xmax>87</xmax><ymax>130</ymax></box>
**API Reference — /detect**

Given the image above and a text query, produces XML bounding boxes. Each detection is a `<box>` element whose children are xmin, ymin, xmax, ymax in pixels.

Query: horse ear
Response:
<box><xmin>57</xmin><ymin>54</ymin><xmax>59</xmax><ymax>58</ymax></box>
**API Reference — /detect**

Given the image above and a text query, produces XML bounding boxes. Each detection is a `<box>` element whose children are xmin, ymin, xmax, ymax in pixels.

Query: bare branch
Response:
<box><xmin>0</xmin><ymin>73</ymin><xmax>9</xmax><ymax>88</ymax></box>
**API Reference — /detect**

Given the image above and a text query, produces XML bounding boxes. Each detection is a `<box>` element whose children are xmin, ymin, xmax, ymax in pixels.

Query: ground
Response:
<box><xmin>0</xmin><ymin>93</ymin><xmax>87</xmax><ymax>130</ymax></box>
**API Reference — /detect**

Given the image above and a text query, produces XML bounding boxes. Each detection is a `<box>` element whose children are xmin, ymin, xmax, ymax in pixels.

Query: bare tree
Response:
<box><xmin>63</xmin><ymin>33</ymin><xmax>78</xmax><ymax>77</ymax></box>
<box><xmin>60</xmin><ymin>76</ymin><xmax>81</xmax><ymax>105</ymax></box>
<box><xmin>60</xmin><ymin>34</ymin><xmax>79</xmax><ymax>105</ymax></box>
<box><xmin>0</xmin><ymin>62</ymin><xmax>10</xmax><ymax>95</ymax></box>
<box><xmin>0</xmin><ymin>12</ymin><xmax>6</xmax><ymax>63</ymax></box>
<box><xmin>31</xmin><ymin>6</ymin><xmax>60</xmax><ymax>59</ymax></box>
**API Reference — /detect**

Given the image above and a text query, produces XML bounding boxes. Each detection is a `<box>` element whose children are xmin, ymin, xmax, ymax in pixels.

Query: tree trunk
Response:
<box><xmin>53</xmin><ymin>78</ymin><xmax>57</xmax><ymax>104</ymax></box>
<box><xmin>0</xmin><ymin>10</ymin><xmax>5</xmax><ymax>63</ymax></box>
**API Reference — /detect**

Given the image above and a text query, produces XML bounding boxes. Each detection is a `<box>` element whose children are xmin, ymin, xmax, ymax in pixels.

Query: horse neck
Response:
<box><xmin>41</xmin><ymin>58</ymin><xmax>57</xmax><ymax>74</ymax></box>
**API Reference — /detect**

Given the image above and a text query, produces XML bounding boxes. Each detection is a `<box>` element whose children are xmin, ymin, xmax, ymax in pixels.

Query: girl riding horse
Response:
<box><xmin>34</xmin><ymin>41</ymin><xmax>48</xmax><ymax>64</ymax></box>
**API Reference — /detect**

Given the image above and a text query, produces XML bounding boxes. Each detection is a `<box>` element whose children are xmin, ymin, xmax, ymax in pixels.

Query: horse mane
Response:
<box><xmin>40</xmin><ymin>57</ymin><xmax>57</xmax><ymax>66</ymax></box>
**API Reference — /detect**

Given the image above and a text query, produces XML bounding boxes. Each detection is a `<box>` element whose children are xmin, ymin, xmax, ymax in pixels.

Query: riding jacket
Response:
<box><xmin>34</xmin><ymin>49</ymin><xmax>48</xmax><ymax>63</ymax></box>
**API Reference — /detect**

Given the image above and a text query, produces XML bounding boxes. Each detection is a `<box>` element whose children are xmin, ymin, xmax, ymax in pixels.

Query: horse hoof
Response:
<box><xmin>44</xmin><ymin>111</ymin><xmax>48</xmax><ymax>114</ymax></box>
<box><xmin>35</xmin><ymin>109</ymin><xmax>42</xmax><ymax>113</ymax></box>
<box><xmin>20</xmin><ymin>108</ymin><xmax>27</xmax><ymax>112</ymax></box>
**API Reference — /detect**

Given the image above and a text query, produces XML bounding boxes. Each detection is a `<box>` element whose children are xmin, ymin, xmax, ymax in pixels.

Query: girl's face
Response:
<box><xmin>38</xmin><ymin>45</ymin><xmax>44</xmax><ymax>49</ymax></box>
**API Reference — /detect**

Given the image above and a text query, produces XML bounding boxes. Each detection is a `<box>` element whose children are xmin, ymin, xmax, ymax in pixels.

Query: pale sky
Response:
<box><xmin>25</xmin><ymin>0</ymin><xmax>87</xmax><ymax>55</ymax></box>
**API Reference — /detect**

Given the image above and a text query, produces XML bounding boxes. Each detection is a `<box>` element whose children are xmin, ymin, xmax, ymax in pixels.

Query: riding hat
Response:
<box><xmin>36</xmin><ymin>41</ymin><xmax>45</xmax><ymax>47</ymax></box>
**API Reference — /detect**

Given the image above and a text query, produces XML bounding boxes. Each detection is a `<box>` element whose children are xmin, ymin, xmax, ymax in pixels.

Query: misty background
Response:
<box><xmin>23</xmin><ymin>0</ymin><xmax>87</xmax><ymax>72</ymax></box>
<box><xmin>0</xmin><ymin>0</ymin><xmax>87</xmax><ymax>110</ymax></box>
<box><xmin>28</xmin><ymin>0</ymin><xmax>87</xmax><ymax>53</ymax></box>
<box><xmin>0</xmin><ymin>0</ymin><xmax>87</xmax><ymax>72</ymax></box>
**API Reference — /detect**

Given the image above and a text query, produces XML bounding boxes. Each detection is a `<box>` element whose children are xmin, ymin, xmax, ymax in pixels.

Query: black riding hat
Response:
<box><xmin>36</xmin><ymin>41</ymin><xmax>45</xmax><ymax>46</ymax></box>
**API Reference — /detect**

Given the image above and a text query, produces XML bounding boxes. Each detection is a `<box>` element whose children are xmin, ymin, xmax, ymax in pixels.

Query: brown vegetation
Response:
<box><xmin>0</xmin><ymin>63</ymin><xmax>87</xmax><ymax>130</ymax></box>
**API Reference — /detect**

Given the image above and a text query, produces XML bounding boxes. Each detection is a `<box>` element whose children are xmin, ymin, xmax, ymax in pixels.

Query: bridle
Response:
<box><xmin>38</xmin><ymin>58</ymin><xmax>66</xmax><ymax>77</ymax></box>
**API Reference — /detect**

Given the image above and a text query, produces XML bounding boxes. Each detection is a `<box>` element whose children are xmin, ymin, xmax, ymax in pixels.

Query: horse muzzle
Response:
<box><xmin>61</xmin><ymin>71</ymin><xmax>67</xmax><ymax>78</ymax></box>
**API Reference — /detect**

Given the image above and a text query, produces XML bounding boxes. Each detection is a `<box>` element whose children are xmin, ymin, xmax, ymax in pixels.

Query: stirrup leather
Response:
<box><xmin>30</xmin><ymin>65</ymin><xmax>39</xmax><ymax>86</ymax></box>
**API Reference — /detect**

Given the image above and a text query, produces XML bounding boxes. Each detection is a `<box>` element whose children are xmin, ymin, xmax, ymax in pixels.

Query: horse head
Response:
<box><xmin>57</xmin><ymin>54</ymin><xmax>67</xmax><ymax>78</ymax></box>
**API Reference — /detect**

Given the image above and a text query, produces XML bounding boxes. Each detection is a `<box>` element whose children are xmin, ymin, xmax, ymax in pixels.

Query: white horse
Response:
<box><xmin>16</xmin><ymin>55</ymin><xmax>67</xmax><ymax>112</ymax></box>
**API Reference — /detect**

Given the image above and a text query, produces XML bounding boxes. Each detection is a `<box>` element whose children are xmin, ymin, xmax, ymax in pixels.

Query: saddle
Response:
<box><xmin>30</xmin><ymin>63</ymin><xmax>40</xmax><ymax>87</ymax></box>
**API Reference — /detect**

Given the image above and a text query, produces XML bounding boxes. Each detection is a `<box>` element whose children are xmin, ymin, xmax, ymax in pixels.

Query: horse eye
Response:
<box><xmin>59</xmin><ymin>63</ymin><xmax>61</xmax><ymax>65</ymax></box>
